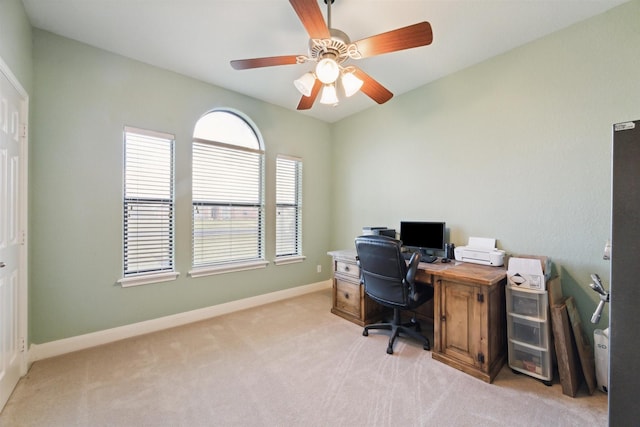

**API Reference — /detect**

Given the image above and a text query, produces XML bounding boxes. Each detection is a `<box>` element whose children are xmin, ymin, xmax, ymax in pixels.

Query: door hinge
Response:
<box><xmin>477</xmin><ymin>352</ymin><xmax>485</xmax><ymax>363</ymax></box>
<box><xmin>21</xmin><ymin>123</ymin><xmax>28</xmax><ymax>139</ymax></box>
<box><xmin>477</xmin><ymin>293</ymin><xmax>484</xmax><ymax>303</ymax></box>
<box><xmin>20</xmin><ymin>337</ymin><xmax>25</xmax><ymax>353</ymax></box>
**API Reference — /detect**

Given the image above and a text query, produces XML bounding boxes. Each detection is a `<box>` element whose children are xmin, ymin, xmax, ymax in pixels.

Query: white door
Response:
<box><xmin>0</xmin><ymin>63</ymin><xmax>26</xmax><ymax>413</ymax></box>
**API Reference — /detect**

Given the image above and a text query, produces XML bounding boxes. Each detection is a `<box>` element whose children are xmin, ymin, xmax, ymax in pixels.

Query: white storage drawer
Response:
<box><xmin>506</xmin><ymin>286</ymin><xmax>547</xmax><ymax>320</ymax></box>
<box><xmin>508</xmin><ymin>340</ymin><xmax>552</xmax><ymax>380</ymax></box>
<box><xmin>508</xmin><ymin>314</ymin><xmax>547</xmax><ymax>348</ymax></box>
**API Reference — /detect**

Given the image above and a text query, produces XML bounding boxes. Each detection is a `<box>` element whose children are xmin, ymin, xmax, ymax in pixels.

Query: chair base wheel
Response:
<box><xmin>361</xmin><ymin>309</ymin><xmax>431</xmax><ymax>355</ymax></box>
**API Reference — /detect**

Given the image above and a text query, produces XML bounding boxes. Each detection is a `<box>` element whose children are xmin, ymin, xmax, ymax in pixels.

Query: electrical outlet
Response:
<box><xmin>317</xmin><ymin>265</ymin><xmax>322</xmax><ymax>273</ymax></box>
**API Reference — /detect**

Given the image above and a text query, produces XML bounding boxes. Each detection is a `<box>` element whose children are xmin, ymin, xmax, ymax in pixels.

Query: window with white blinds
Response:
<box><xmin>191</xmin><ymin>110</ymin><xmax>265</xmax><ymax>273</ymax></box>
<box><xmin>122</xmin><ymin>127</ymin><xmax>175</xmax><ymax>280</ymax></box>
<box><xmin>276</xmin><ymin>155</ymin><xmax>303</xmax><ymax>259</ymax></box>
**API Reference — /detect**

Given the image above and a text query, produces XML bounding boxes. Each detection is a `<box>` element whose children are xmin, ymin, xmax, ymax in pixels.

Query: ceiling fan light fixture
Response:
<box><xmin>315</xmin><ymin>58</ymin><xmax>340</xmax><ymax>84</ymax></box>
<box><xmin>294</xmin><ymin>72</ymin><xmax>316</xmax><ymax>97</ymax></box>
<box><xmin>341</xmin><ymin>71</ymin><xmax>363</xmax><ymax>97</ymax></box>
<box><xmin>231</xmin><ymin>0</ymin><xmax>432</xmax><ymax>110</ymax></box>
<box><xmin>319</xmin><ymin>84</ymin><xmax>339</xmax><ymax>105</ymax></box>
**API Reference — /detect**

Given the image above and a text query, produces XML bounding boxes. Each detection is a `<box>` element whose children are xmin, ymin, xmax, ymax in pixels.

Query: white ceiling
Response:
<box><xmin>21</xmin><ymin>0</ymin><xmax>628</xmax><ymax>123</ymax></box>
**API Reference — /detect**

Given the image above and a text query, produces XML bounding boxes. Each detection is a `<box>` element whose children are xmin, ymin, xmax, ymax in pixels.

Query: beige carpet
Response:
<box><xmin>0</xmin><ymin>288</ymin><xmax>607</xmax><ymax>426</ymax></box>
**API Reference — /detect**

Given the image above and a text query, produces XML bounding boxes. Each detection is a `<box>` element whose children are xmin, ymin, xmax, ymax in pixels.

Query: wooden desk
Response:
<box><xmin>328</xmin><ymin>249</ymin><xmax>507</xmax><ymax>383</ymax></box>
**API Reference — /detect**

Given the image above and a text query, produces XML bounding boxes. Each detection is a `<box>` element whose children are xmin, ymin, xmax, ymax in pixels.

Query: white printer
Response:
<box><xmin>454</xmin><ymin>237</ymin><xmax>505</xmax><ymax>267</ymax></box>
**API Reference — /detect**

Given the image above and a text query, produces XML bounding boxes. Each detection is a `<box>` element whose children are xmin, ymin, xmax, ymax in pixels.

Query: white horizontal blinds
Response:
<box><xmin>192</xmin><ymin>110</ymin><xmax>265</xmax><ymax>268</ymax></box>
<box><xmin>276</xmin><ymin>156</ymin><xmax>302</xmax><ymax>257</ymax></box>
<box><xmin>123</xmin><ymin>127</ymin><xmax>175</xmax><ymax>276</ymax></box>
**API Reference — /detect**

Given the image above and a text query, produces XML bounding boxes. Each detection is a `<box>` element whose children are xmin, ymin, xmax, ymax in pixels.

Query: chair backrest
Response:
<box><xmin>355</xmin><ymin>235</ymin><xmax>414</xmax><ymax>308</ymax></box>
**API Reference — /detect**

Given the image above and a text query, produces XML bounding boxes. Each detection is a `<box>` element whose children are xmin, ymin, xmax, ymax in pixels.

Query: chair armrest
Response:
<box><xmin>355</xmin><ymin>255</ymin><xmax>364</xmax><ymax>285</ymax></box>
<box><xmin>405</xmin><ymin>252</ymin><xmax>420</xmax><ymax>286</ymax></box>
<box><xmin>406</xmin><ymin>253</ymin><xmax>425</xmax><ymax>301</ymax></box>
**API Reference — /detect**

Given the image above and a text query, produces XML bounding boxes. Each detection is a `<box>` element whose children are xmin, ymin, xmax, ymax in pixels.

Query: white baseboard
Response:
<box><xmin>28</xmin><ymin>280</ymin><xmax>331</xmax><ymax>363</ymax></box>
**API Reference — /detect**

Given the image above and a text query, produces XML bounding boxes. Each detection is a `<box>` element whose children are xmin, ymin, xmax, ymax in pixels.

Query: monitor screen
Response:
<box><xmin>399</xmin><ymin>221</ymin><xmax>446</xmax><ymax>252</ymax></box>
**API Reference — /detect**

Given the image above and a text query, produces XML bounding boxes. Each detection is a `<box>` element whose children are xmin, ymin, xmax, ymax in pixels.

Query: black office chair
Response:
<box><xmin>355</xmin><ymin>235</ymin><xmax>433</xmax><ymax>355</ymax></box>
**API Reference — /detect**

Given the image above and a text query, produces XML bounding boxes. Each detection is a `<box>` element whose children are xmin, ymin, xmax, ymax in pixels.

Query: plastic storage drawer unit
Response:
<box><xmin>506</xmin><ymin>284</ymin><xmax>552</xmax><ymax>384</ymax></box>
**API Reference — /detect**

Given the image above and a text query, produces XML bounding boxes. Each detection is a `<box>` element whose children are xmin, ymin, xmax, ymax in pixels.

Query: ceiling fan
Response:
<box><xmin>230</xmin><ymin>0</ymin><xmax>433</xmax><ymax>110</ymax></box>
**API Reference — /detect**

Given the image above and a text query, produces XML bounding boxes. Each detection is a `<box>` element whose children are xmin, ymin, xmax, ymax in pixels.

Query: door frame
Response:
<box><xmin>0</xmin><ymin>55</ymin><xmax>29</xmax><ymax>379</ymax></box>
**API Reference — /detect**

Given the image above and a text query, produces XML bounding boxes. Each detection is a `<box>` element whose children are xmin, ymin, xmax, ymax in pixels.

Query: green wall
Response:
<box><xmin>330</xmin><ymin>0</ymin><xmax>640</xmax><ymax>339</ymax></box>
<box><xmin>0</xmin><ymin>0</ymin><xmax>32</xmax><ymax>93</ymax></box>
<box><xmin>29</xmin><ymin>31</ymin><xmax>333</xmax><ymax>343</ymax></box>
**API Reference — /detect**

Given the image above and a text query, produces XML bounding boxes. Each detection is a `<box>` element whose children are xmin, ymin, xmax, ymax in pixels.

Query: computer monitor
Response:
<box><xmin>399</xmin><ymin>221</ymin><xmax>446</xmax><ymax>254</ymax></box>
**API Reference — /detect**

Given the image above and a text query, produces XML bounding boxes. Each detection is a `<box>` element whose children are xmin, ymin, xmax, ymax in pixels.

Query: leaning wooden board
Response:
<box><xmin>565</xmin><ymin>296</ymin><xmax>597</xmax><ymax>395</ymax></box>
<box><xmin>551</xmin><ymin>297</ymin><xmax>581</xmax><ymax>397</ymax></box>
<box><xmin>547</xmin><ymin>276</ymin><xmax>563</xmax><ymax>308</ymax></box>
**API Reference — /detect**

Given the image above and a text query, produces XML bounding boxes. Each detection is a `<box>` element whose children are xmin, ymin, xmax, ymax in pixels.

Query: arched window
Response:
<box><xmin>190</xmin><ymin>109</ymin><xmax>266</xmax><ymax>275</ymax></box>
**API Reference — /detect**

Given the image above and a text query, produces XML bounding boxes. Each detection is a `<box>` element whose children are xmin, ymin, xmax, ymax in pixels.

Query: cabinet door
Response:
<box><xmin>440</xmin><ymin>280</ymin><xmax>482</xmax><ymax>367</ymax></box>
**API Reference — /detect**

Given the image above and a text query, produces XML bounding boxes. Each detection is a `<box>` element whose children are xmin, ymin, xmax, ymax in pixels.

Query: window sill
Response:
<box><xmin>118</xmin><ymin>271</ymin><xmax>180</xmax><ymax>288</ymax></box>
<box><xmin>188</xmin><ymin>260</ymin><xmax>269</xmax><ymax>278</ymax></box>
<box><xmin>273</xmin><ymin>255</ymin><xmax>306</xmax><ymax>265</ymax></box>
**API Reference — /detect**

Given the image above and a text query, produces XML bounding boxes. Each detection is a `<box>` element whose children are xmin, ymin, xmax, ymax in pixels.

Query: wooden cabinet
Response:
<box><xmin>439</xmin><ymin>280</ymin><xmax>482</xmax><ymax>367</ymax></box>
<box><xmin>328</xmin><ymin>250</ymin><xmax>387</xmax><ymax>326</ymax></box>
<box><xmin>429</xmin><ymin>265</ymin><xmax>507</xmax><ymax>383</ymax></box>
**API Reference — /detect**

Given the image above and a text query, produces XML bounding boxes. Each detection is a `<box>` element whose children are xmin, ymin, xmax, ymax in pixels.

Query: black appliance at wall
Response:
<box><xmin>609</xmin><ymin>119</ymin><xmax>640</xmax><ymax>425</ymax></box>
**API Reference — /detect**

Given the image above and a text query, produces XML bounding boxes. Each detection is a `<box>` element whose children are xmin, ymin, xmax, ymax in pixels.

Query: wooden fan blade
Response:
<box><xmin>297</xmin><ymin>79</ymin><xmax>322</xmax><ymax>110</ymax></box>
<box><xmin>353</xmin><ymin>22</ymin><xmax>433</xmax><ymax>59</ymax></box>
<box><xmin>289</xmin><ymin>0</ymin><xmax>330</xmax><ymax>39</ymax></box>
<box><xmin>353</xmin><ymin>67</ymin><xmax>393</xmax><ymax>104</ymax></box>
<box><xmin>231</xmin><ymin>55</ymin><xmax>299</xmax><ymax>70</ymax></box>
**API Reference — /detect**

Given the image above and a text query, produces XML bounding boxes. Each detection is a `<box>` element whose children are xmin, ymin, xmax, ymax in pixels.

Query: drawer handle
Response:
<box><xmin>344</xmin><ymin>293</ymin><xmax>349</xmax><ymax>299</ymax></box>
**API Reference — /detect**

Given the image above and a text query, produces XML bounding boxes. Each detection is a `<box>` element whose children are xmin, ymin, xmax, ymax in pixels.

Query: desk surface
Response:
<box><xmin>328</xmin><ymin>249</ymin><xmax>506</xmax><ymax>286</ymax></box>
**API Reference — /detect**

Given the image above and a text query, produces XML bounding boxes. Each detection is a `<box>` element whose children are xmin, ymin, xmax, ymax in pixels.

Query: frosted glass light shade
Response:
<box><xmin>319</xmin><ymin>84</ymin><xmax>339</xmax><ymax>105</ymax></box>
<box><xmin>294</xmin><ymin>72</ymin><xmax>315</xmax><ymax>97</ymax></box>
<box><xmin>315</xmin><ymin>58</ymin><xmax>340</xmax><ymax>84</ymax></box>
<box><xmin>341</xmin><ymin>72</ymin><xmax>363</xmax><ymax>97</ymax></box>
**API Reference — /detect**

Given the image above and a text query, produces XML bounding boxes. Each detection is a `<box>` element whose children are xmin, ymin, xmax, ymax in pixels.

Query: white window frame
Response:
<box><xmin>189</xmin><ymin>109</ymin><xmax>267</xmax><ymax>277</ymax></box>
<box><xmin>118</xmin><ymin>126</ymin><xmax>179</xmax><ymax>287</ymax></box>
<box><xmin>274</xmin><ymin>155</ymin><xmax>305</xmax><ymax>265</ymax></box>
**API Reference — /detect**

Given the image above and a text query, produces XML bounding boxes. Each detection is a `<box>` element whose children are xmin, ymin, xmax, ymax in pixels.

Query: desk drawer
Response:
<box><xmin>335</xmin><ymin>260</ymin><xmax>360</xmax><ymax>279</ymax></box>
<box><xmin>334</xmin><ymin>278</ymin><xmax>361</xmax><ymax>318</ymax></box>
